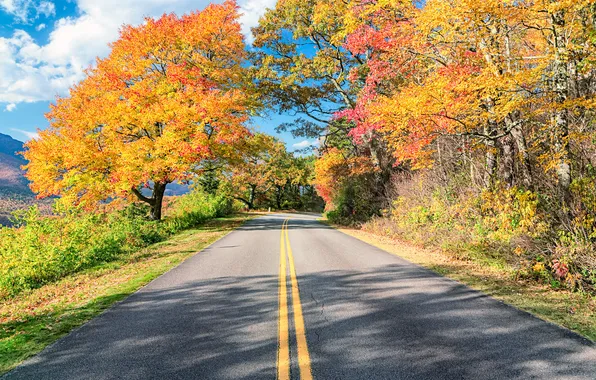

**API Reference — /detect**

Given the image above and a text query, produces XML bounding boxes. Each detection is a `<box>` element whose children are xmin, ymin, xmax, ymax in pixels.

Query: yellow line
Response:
<box><xmin>277</xmin><ymin>219</ymin><xmax>290</xmax><ymax>380</ymax></box>
<box><xmin>285</xmin><ymin>220</ymin><xmax>314</xmax><ymax>380</ymax></box>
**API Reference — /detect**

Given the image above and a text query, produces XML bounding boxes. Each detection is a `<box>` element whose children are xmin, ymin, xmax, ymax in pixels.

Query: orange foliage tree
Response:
<box><xmin>226</xmin><ymin>133</ymin><xmax>282</xmax><ymax>210</ymax></box>
<box><xmin>314</xmin><ymin>148</ymin><xmax>374</xmax><ymax>206</ymax></box>
<box><xmin>225</xmin><ymin>133</ymin><xmax>313</xmax><ymax>210</ymax></box>
<box><xmin>24</xmin><ymin>1</ymin><xmax>255</xmax><ymax>220</ymax></box>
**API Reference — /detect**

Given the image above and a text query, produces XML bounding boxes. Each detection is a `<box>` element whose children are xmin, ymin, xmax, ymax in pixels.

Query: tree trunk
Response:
<box><xmin>436</xmin><ymin>139</ymin><xmax>448</xmax><ymax>184</ymax></box>
<box><xmin>235</xmin><ymin>197</ymin><xmax>253</xmax><ymax>210</ymax></box>
<box><xmin>131</xmin><ymin>181</ymin><xmax>168</xmax><ymax>220</ymax></box>
<box><xmin>150</xmin><ymin>182</ymin><xmax>167</xmax><ymax>221</ymax></box>
<box><xmin>483</xmin><ymin>97</ymin><xmax>499</xmax><ymax>188</ymax></box>
<box><xmin>507</xmin><ymin>112</ymin><xmax>533</xmax><ymax>189</ymax></box>
<box><xmin>551</xmin><ymin>8</ymin><xmax>572</xmax><ymax>197</ymax></box>
<box><xmin>276</xmin><ymin>185</ymin><xmax>283</xmax><ymax>209</ymax></box>
<box><xmin>248</xmin><ymin>184</ymin><xmax>257</xmax><ymax>210</ymax></box>
<box><xmin>483</xmin><ymin>119</ymin><xmax>498</xmax><ymax>187</ymax></box>
<box><xmin>484</xmin><ymin>140</ymin><xmax>497</xmax><ymax>188</ymax></box>
<box><xmin>501</xmin><ymin>134</ymin><xmax>515</xmax><ymax>188</ymax></box>
<box><xmin>368</xmin><ymin>133</ymin><xmax>394</xmax><ymax>204</ymax></box>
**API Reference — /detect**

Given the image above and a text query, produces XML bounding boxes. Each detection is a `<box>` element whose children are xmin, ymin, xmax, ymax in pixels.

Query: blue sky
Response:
<box><xmin>0</xmin><ymin>0</ymin><xmax>318</xmax><ymax>151</ymax></box>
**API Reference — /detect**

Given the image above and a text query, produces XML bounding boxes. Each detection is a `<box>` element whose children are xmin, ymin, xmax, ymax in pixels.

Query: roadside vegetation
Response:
<box><xmin>0</xmin><ymin>213</ymin><xmax>255</xmax><ymax>375</ymax></box>
<box><xmin>0</xmin><ymin>189</ymin><xmax>236</xmax><ymax>299</ymax></box>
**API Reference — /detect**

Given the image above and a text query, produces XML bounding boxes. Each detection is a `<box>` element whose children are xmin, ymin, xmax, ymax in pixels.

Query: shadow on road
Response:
<box><xmin>6</xmin><ymin>263</ymin><xmax>594</xmax><ymax>379</ymax></box>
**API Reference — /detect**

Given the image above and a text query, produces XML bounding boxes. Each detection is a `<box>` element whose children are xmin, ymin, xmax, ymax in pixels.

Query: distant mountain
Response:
<box><xmin>0</xmin><ymin>133</ymin><xmax>32</xmax><ymax>196</ymax></box>
<box><xmin>0</xmin><ymin>133</ymin><xmax>24</xmax><ymax>156</ymax></box>
<box><xmin>164</xmin><ymin>182</ymin><xmax>190</xmax><ymax>196</ymax></box>
<box><xmin>0</xmin><ymin>133</ymin><xmax>190</xmax><ymax>199</ymax></box>
<box><xmin>140</xmin><ymin>181</ymin><xmax>190</xmax><ymax>198</ymax></box>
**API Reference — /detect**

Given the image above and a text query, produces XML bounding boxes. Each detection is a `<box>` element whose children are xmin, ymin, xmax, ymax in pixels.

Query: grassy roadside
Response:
<box><xmin>0</xmin><ymin>214</ymin><xmax>255</xmax><ymax>375</ymax></box>
<box><xmin>325</xmin><ymin>223</ymin><xmax>596</xmax><ymax>342</ymax></box>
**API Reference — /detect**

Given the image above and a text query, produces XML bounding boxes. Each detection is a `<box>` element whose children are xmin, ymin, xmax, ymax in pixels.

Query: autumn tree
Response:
<box><xmin>253</xmin><ymin>0</ymin><xmax>360</xmax><ymax>132</ymax></box>
<box><xmin>253</xmin><ymin>0</ymin><xmax>399</xmax><ymax>213</ymax></box>
<box><xmin>520</xmin><ymin>0</ymin><xmax>596</xmax><ymax>199</ymax></box>
<box><xmin>24</xmin><ymin>1</ymin><xmax>255</xmax><ymax>220</ymax></box>
<box><xmin>223</xmin><ymin>132</ymin><xmax>321</xmax><ymax>210</ymax></box>
<box><xmin>225</xmin><ymin>133</ymin><xmax>280</xmax><ymax>210</ymax></box>
<box><xmin>252</xmin><ymin>0</ymin><xmax>382</xmax><ymax>162</ymax></box>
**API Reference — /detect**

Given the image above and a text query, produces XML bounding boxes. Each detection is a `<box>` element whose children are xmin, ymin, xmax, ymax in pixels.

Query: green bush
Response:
<box><xmin>325</xmin><ymin>174</ymin><xmax>382</xmax><ymax>225</ymax></box>
<box><xmin>0</xmin><ymin>189</ymin><xmax>238</xmax><ymax>299</ymax></box>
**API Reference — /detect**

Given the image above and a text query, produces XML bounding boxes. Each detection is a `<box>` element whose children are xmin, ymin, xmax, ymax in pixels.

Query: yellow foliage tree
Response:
<box><xmin>24</xmin><ymin>1</ymin><xmax>255</xmax><ymax>220</ymax></box>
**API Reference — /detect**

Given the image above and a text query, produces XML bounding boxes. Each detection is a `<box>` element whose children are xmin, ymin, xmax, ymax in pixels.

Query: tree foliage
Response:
<box><xmin>223</xmin><ymin>133</ymin><xmax>322</xmax><ymax>211</ymax></box>
<box><xmin>24</xmin><ymin>1</ymin><xmax>254</xmax><ymax>220</ymax></box>
<box><xmin>253</xmin><ymin>0</ymin><xmax>397</xmax><ymax>216</ymax></box>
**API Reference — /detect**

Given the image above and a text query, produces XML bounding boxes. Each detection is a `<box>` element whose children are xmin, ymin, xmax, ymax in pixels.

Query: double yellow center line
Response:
<box><xmin>277</xmin><ymin>219</ymin><xmax>313</xmax><ymax>380</ymax></box>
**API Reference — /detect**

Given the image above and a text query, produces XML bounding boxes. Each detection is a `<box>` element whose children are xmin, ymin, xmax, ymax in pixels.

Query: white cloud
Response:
<box><xmin>11</xmin><ymin>128</ymin><xmax>39</xmax><ymax>140</ymax></box>
<box><xmin>0</xmin><ymin>0</ymin><xmax>55</xmax><ymax>22</ymax></box>
<box><xmin>0</xmin><ymin>0</ymin><xmax>278</xmax><ymax>105</ymax></box>
<box><xmin>292</xmin><ymin>140</ymin><xmax>319</xmax><ymax>149</ymax></box>
<box><xmin>35</xmin><ymin>23</ymin><xmax>45</xmax><ymax>30</ymax></box>
<box><xmin>0</xmin><ymin>29</ymin><xmax>77</xmax><ymax>103</ymax></box>
<box><xmin>35</xmin><ymin>0</ymin><xmax>53</xmax><ymax>17</ymax></box>
<box><xmin>0</xmin><ymin>0</ymin><xmax>31</xmax><ymax>22</ymax></box>
<box><xmin>238</xmin><ymin>0</ymin><xmax>277</xmax><ymax>44</ymax></box>
<box><xmin>5</xmin><ymin>103</ymin><xmax>17</xmax><ymax>111</ymax></box>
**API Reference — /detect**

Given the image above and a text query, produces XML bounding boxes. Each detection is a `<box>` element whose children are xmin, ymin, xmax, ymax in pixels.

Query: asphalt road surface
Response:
<box><xmin>4</xmin><ymin>214</ymin><xmax>595</xmax><ymax>379</ymax></box>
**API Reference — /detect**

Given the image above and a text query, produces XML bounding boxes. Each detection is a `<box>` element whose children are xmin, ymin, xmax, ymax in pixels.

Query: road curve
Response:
<box><xmin>4</xmin><ymin>214</ymin><xmax>595</xmax><ymax>379</ymax></box>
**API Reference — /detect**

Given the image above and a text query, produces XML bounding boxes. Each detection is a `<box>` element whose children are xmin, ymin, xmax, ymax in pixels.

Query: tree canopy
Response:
<box><xmin>24</xmin><ymin>0</ymin><xmax>254</xmax><ymax>220</ymax></box>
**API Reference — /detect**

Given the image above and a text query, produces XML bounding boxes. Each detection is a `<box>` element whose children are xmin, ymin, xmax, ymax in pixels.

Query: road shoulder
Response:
<box><xmin>329</xmin><ymin>224</ymin><xmax>596</xmax><ymax>342</ymax></box>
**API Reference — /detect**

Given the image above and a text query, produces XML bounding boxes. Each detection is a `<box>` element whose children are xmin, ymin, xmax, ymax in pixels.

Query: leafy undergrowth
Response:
<box><xmin>0</xmin><ymin>214</ymin><xmax>254</xmax><ymax>375</ymax></box>
<box><xmin>333</xmin><ymin>226</ymin><xmax>596</xmax><ymax>342</ymax></box>
<box><xmin>0</xmin><ymin>190</ymin><xmax>237</xmax><ymax>299</ymax></box>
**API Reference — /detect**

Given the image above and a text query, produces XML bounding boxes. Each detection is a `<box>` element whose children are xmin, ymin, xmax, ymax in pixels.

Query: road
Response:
<box><xmin>4</xmin><ymin>214</ymin><xmax>595</xmax><ymax>379</ymax></box>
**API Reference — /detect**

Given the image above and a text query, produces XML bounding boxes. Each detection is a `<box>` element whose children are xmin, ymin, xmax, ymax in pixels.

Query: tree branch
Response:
<box><xmin>131</xmin><ymin>187</ymin><xmax>155</xmax><ymax>205</ymax></box>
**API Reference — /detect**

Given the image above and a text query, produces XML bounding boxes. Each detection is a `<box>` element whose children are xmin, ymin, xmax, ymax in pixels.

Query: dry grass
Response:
<box><xmin>334</xmin><ymin>226</ymin><xmax>596</xmax><ymax>342</ymax></box>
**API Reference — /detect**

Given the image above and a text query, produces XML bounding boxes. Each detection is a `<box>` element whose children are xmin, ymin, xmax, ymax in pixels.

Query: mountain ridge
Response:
<box><xmin>0</xmin><ymin>133</ymin><xmax>32</xmax><ymax>196</ymax></box>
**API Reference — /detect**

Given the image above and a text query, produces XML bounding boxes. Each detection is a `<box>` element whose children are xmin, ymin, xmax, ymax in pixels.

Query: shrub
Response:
<box><xmin>0</xmin><ymin>189</ymin><xmax>237</xmax><ymax>299</ymax></box>
<box><xmin>324</xmin><ymin>174</ymin><xmax>383</xmax><ymax>225</ymax></box>
<box><xmin>359</xmin><ymin>172</ymin><xmax>595</xmax><ymax>292</ymax></box>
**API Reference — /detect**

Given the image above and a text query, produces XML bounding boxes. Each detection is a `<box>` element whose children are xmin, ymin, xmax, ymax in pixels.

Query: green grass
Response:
<box><xmin>330</xmin><ymin>224</ymin><xmax>596</xmax><ymax>342</ymax></box>
<box><xmin>0</xmin><ymin>214</ymin><xmax>255</xmax><ymax>375</ymax></box>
